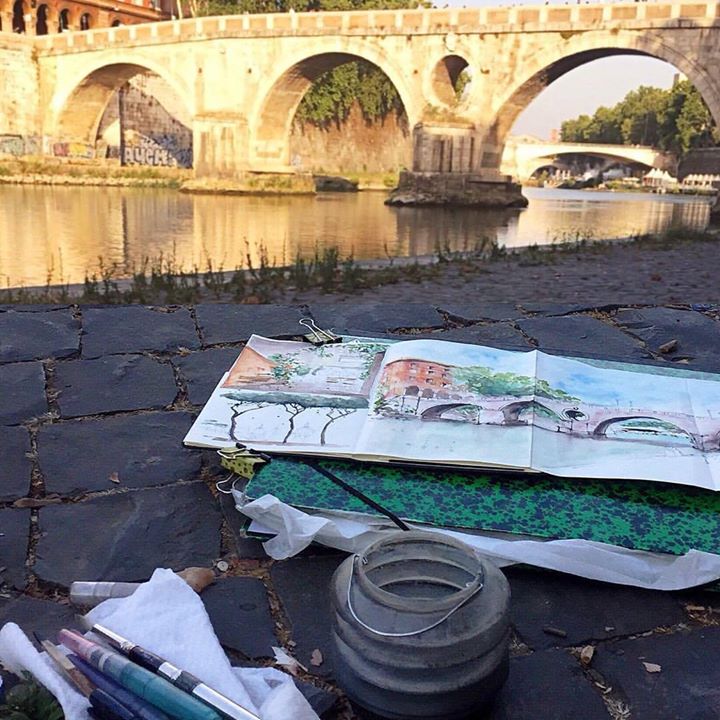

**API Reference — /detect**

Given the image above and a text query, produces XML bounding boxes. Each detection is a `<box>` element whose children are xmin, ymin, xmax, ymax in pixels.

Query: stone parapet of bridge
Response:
<box><xmin>29</xmin><ymin>0</ymin><xmax>720</xmax><ymax>53</ymax></box>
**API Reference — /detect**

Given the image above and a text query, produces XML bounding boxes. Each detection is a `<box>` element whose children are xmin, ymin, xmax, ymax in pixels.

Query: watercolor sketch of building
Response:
<box><xmin>375</xmin><ymin>358</ymin><xmax>720</xmax><ymax>452</ymax></box>
<box><xmin>223</xmin><ymin>336</ymin><xmax>386</xmax><ymax>398</ymax></box>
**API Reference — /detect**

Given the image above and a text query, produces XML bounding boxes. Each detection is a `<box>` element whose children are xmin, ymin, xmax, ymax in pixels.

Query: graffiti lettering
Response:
<box><xmin>122</xmin><ymin>134</ymin><xmax>192</xmax><ymax>168</ymax></box>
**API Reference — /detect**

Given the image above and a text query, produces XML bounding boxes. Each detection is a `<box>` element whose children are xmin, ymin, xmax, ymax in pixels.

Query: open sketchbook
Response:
<box><xmin>184</xmin><ymin>334</ymin><xmax>720</xmax><ymax>491</ymax></box>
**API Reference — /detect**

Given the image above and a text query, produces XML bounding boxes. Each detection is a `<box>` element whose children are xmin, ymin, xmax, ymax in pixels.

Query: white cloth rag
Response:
<box><xmin>239</xmin><ymin>492</ymin><xmax>720</xmax><ymax>591</ymax></box>
<box><xmin>0</xmin><ymin>568</ymin><xmax>319</xmax><ymax>720</ymax></box>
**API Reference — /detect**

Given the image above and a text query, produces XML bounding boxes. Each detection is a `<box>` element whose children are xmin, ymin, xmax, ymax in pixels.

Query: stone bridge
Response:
<box><xmin>386</xmin><ymin>392</ymin><xmax>720</xmax><ymax>451</ymax></box>
<box><xmin>501</xmin><ymin>138</ymin><xmax>675</xmax><ymax>182</ymax></box>
<box><xmin>2</xmin><ymin>0</ymin><xmax>720</xmax><ymax>203</ymax></box>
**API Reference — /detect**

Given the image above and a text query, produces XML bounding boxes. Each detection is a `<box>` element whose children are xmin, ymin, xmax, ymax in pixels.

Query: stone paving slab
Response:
<box><xmin>0</xmin><ymin>361</ymin><xmax>47</xmax><ymax>425</ymax></box>
<box><xmin>0</xmin><ymin>595</ymin><xmax>75</xmax><ymax>641</ymax></box>
<box><xmin>0</xmin><ymin>309</ymin><xmax>79</xmax><ymax>363</ymax></box>
<box><xmin>196</xmin><ymin>304</ymin><xmax>305</xmax><ymax>345</ymax></box>
<box><xmin>38</xmin><ymin>412</ymin><xmax>201</xmax><ymax>495</ymax></box>
<box><xmin>202</xmin><ymin>577</ymin><xmax>277</xmax><ymax>658</ymax></box>
<box><xmin>174</xmin><ymin>347</ymin><xmax>242</xmax><ymax>405</ymax></box>
<box><xmin>516</xmin><ymin>315</ymin><xmax>649</xmax><ymax>361</ymax></box>
<box><xmin>81</xmin><ymin>306</ymin><xmax>200</xmax><ymax>358</ymax></box>
<box><xmin>217</xmin><ymin>490</ymin><xmax>268</xmax><ymax>559</ymax></box>
<box><xmin>53</xmin><ymin>355</ymin><xmax>178</xmax><ymax>418</ymax></box>
<box><xmin>438</xmin><ymin>302</ymin><xmax>524</xmax><ymax>322</ymax></box>
<box><xmin>0</xmin><ymin>426</ymin><xmax>31</xmax><ymax>501</ymax></box>
<box><xmin>505</xmin><ymin>568</ymin><xmax>686</xmax><ymax>651</ymax></box>
<box><xmin>0</xmin><ymin>508</ymin><xmax>30</xmax><ymax>590</ymax></box>
<box><xmin>309</xmin><ymin>303</ymin><xmax>444</xmax><ymax>335</ymax></box>
<box><xmin>34</xmin><ymin>483</ymin><xmax>222</xmax><ymax>586</ymax></box>
<box><xmin>434</xmin><ymin>322</ymin><xmax>533</xmax><ymax>350</ymax></box>
<box><xmin>592</xmin><ymin>626</ymin><xmax>720</xmax><ymax>720</ymax></box>
<box><xmin>270</xmin><ymin>555</ymin><xmax>345</xmax><ymax>678</ymax></box>
<box><xmin>489</xmin><ymin>649</ymin><xmax>610</xmax><ymax>720</ymax></box>
<box><xmin>616</xmin><ymin>307</ymin><xmax>720</xmax><ymax>372</ymax></box>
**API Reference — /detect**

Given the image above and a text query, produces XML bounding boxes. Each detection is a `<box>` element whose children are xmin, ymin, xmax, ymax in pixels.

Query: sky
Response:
<box><xmin>439</xmin><ymin>0</ymin><xmax>679</xmax><ymax>140</ymax></box>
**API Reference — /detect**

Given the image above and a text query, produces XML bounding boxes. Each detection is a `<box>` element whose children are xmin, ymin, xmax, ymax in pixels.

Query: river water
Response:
<box><xmin>0</xmin><ymin>184</ymin><xmax>713</xmax><ymax>289</ymax></box>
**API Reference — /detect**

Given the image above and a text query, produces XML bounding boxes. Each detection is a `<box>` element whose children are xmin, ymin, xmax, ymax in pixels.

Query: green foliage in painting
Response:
<box><xmin>268</xmin><ymin>353</ymin><xmax>312</xmax><ymax>382</ymax></box>
<box><xmin>561</xmin><ymin>80</ymin><xmax>719</xmax><ymax>155</ymax></box>
<box><xmin>451</xmin><ymin>366</ymin><xmax>578</xmax><ymax>402</ymax></box>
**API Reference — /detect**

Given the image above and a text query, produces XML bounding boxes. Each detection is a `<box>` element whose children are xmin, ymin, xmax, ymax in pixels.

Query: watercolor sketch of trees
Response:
<box><xmin>223</xmin><ymin>390</ymin><xmax>367</xmax><ymax>445</ymax></box>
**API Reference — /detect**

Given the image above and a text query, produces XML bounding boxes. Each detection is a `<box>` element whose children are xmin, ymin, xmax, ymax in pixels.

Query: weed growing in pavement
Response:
<box><xmin>2</xmin><ymin>227</ymin><xmax>718</xmax><ymax>305</ymax></box>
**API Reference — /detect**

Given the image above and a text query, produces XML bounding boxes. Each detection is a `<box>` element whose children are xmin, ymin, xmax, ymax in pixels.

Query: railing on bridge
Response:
<box><xmin>30</xmin><ymin>0</ymin><xmax>720</xmax><ymax>54</ymax></box>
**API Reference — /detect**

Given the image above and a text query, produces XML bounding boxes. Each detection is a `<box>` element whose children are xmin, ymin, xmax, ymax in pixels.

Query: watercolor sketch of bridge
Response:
<box><xmin>373</xmin><ymin>357</ymin><xmax>720</xmax><ymax>452</ymax></box>
<box><xmin>185</xmin><ymin>335</ymin><xmax>720</xmax><ymax>490</ymax></box>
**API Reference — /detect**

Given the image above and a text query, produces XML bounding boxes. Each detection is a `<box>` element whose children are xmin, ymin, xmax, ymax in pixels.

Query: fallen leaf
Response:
<box><xmin>177</xmin><ymin>567</ymin><xmax>215</xmax><ymax>593</ymax></box>
<box><xmin>272</xmin><ymin>647</ymin><xmax>307</xmax><ymax>676</ymax></box>
<box><xmin>580</xmin><ymin>645</ymin><xmax>595</xmax><ymax>666</ymax></box>
<box><xmin>109</xmin><ymin>472</ymin><xmax>120</xmax><ymax>484</ymax></box>
<box><xmin>13</xmin><ymin>497</ymin><xmax>62</xmax><ymax>508</ymax></box>
<box><xmin>542</xmin><ymin>626</ymin><xmax>567</xmax><ymax>638</ymax></box>
<box><xmin>642</xmin><ymin>662</ymin><xmax>662</xmax><ymax>673</ymax></box>
<box><xmin>310</xmin><ymin>649</ymin><xmax>323</xmax><ymax>667</ymax></box>
<box><xmin>658</xmin><ymin>339</ymin><xmax>678</xmax><ymax>354</ymax></box>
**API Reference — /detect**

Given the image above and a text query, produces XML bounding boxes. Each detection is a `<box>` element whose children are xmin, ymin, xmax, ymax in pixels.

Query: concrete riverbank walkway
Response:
<box><xmin>2</xmin><ymin>301</ymin><xmax>720</xmax><ymax>719</ymax></box>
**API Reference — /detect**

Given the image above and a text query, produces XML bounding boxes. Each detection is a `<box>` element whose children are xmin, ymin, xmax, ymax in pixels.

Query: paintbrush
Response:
<box><xmin>34</xmin><ymin>633</ymin><xmax>138</xmax><ymax>720</ymax></box>
<box><xmin>81</xmin><ymin>622</ymin><xmax>261</xmax><ymax>720</ymax></box>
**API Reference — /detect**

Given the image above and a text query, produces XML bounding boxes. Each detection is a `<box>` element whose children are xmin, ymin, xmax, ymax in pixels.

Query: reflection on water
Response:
<box><xmin>0</xmin><ymin>184</ymin><xmax>713</xmax><ymax>288</ymax></box>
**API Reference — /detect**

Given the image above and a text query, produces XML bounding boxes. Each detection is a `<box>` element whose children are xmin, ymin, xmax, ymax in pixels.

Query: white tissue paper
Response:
<box><xmin>238</xmin><ymin>492</ymin><xmax>720</xmax><ymax>591</ymax></box>
<box><xmin>0</xmin><ymin>568</ymin><xmax>319</xmax><ymax>720</ymax></box>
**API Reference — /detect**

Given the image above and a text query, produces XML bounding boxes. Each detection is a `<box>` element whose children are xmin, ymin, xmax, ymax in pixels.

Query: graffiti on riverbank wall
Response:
<box><xmin>52</xmin><ymin>142</ymin><xmax>95</xmax><ymax>159</ymax></box>
<box><xmin>0</xmin><ymin>134</ymin><xmax>41</xmax><ymax>156</ymax></box>
<box><xmin>122</xmin><ymin>132</ymin><xmax>193</xmax><ymax>168</ymax></box>
<box><xmin>95</xmin><ymin>72</ymin><xmax>194</xmax><ymax>169</ymax></box>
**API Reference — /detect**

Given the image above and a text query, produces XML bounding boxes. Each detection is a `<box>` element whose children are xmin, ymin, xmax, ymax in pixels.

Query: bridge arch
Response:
<box><xmin>593</xmin><ymin>415</ymin><xmax>698</xmax><ymax>447</ymax></box>
<box><xmin>501</xmin><ymin>400</ymin><xmax>562</xmax><ymax>424</ymax></box>
<box><xmin>522</xmin><ymin>152</ymin><xmax>655</xmax><ymax>182</ymax></box>
<box><xmin>421</xmin><ymin>402</ymin><xmax>482</xmax><ymax>422</ymax></box>
<box><xmin>484</xmin><ymin>32</ymin><xmax>720</xmax><ymax>169</ymax></box>
<box><xmin>49</xmin><ymin>56</ymin><xmax>194</xmax><ymax>148</ymax></box>
<box><xmin>251</xmin><ymin>41</ymin><xmax>419</xmax><ymax>169</ymax></box>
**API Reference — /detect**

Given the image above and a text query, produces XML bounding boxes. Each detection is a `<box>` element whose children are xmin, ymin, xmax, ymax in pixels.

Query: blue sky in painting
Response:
<box><xmin>541</xmin><ymin>354</ymin><xmax>720</xmax><ymax>413</ymax></box>
<box><xmin>384</xmin><ymin>339</ymin><xmax>536</xmax><ymax>375</ymax></box>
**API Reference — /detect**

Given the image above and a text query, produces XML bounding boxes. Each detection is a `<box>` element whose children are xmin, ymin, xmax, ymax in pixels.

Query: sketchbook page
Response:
<box><xmin>356</xmin><ymin>339</ymin><xmax>536</xmax><ymax>467</ymax></box>
<box><xmin>183</xmin><ymin>335</ymin><xmax>391</xmax><ymax>453</ymax></box>
<box><xmin>530</xmin><ymin>353</ymin><xmax>715</xmax><ymax>490</ymax></box>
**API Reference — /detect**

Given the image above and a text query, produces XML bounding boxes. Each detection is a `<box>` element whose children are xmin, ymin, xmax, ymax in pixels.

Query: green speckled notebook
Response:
<box><xmin>246</xmin><ymin>458</ymin><xmax>720</xmax><ymax>556</ymax></box>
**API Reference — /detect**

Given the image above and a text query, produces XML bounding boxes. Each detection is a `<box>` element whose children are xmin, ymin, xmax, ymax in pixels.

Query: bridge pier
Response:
<box><xmin>386</xmin><ymin>123</ymin><xmax>527</xmax><ymax>208</ymax></box>
<box><xmin>193</xmin><ymin>114</ymin><xmax>249</xmax><ymax>179</ymax></box>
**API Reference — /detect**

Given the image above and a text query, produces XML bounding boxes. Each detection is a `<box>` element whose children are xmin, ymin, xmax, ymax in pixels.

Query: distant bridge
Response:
<box><xmin>501</xmin><ymin>138</ymin><xmax>675</xmax><ymax>181</ymax></box>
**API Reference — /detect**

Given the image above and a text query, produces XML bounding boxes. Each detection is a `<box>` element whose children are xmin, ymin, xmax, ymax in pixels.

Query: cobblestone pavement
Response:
<box><xmin>2</xmin><ymin>302</ymin><xmax>720</xmax><ymax>720</ymax></box>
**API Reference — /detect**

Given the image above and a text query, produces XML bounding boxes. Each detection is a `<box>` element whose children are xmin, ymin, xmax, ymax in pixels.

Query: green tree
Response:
<box><xmin>451</xmin><ymin>366</ymin><xmax>578</xmax><ymax>402</ymax></box>
<box><xmin>560</xmin><ymin>78</ymin><xmax>718</xmax><ymax>156</ymax></box>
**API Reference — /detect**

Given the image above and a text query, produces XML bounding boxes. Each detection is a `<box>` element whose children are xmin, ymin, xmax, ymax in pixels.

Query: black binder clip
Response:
<box><xmin>299</xmin><ymin>318</ymin><xmax>341</xmax><ymax>346</ymax></box>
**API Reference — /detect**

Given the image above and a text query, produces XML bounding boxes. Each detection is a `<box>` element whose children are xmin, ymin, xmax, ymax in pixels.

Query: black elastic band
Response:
<box><xmin>302</xmin><ymin>459</ymin><xmax>411</xmax><ymax>532</ymax></box>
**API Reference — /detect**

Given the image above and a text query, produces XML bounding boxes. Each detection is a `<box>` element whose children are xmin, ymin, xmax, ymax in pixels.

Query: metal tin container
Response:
<box><xmin>331</xmin><ymin>531</ymin><xmax>510</xmax><ymax>720</ymax></box>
